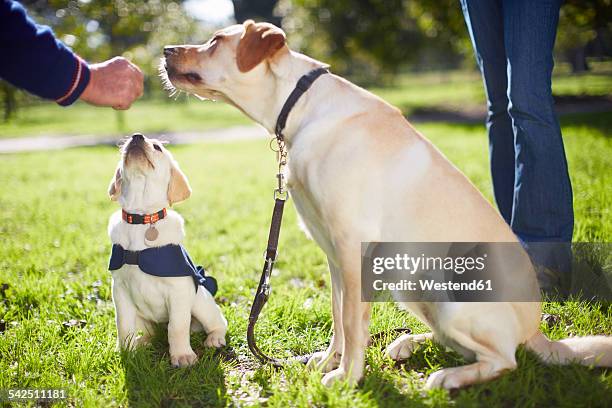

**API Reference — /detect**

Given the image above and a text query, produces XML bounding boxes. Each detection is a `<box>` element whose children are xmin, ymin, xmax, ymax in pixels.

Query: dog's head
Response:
<box><xmin>160</xmin><ymin>20</ymin><xmax>289</xmax><ymax>102</ymax></box>
<box><xmin>108</xmin><ymin>133</ymin><xmax>191</xmax><ymax>210</ymax></box>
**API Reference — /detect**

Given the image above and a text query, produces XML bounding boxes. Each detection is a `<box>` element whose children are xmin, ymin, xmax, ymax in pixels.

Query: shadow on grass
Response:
<box><xmin>402</xmin><ymin>104</ymin><xmax>611</xmax><ymax>135</ymax></box>
<box><xmin>454</xmin><ymin>348</ymin><xmax>612</xmax><ymax>407</ymax></box>
<box><xmin>559</xmin><ymin>111</ymin><xmax>612</xmax><ymax>136</ymax></box>
<box><xmin>120</xmin><ymin>328</ymin><xmax>228</xmax><ymax>407</ymax></box>
<box><xmin>361</xmin><ymin>341</ymin><xmax>611</xmax><ymax>407</ymax></box>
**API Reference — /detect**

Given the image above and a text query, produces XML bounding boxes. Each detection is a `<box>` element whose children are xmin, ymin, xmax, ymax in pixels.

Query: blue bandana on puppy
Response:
<box><xmin>109</xmin><ymin>244</ymin><xmax>218</xmax><ymax>296</ymax></box>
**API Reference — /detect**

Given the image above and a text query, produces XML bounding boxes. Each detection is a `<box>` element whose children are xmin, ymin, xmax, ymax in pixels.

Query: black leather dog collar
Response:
<box><xmin>274</xmin><ymin>67</ymin><xmax>329</xmax><ymax>138</ymax></box>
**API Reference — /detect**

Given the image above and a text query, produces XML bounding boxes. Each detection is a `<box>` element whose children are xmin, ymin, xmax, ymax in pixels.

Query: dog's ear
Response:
<box><xmin>108</xmin><ymin>167</ymin><xmax>122</xmax><ymax>201</ymax></box>
<box><xmin>167</xmin><ymin>162</ymin><xmax>192</xmax><ymax>206</ymax></box>
<box><xmin>237</xmin><ymin>20</ymin><xmax>286</xmax><ymax>72</ymax></box>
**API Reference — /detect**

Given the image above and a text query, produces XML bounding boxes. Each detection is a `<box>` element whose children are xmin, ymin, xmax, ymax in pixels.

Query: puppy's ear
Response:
<box><xmin>237</xmin><ymin>20</ymin><xmax>286</xmax><ymax>72</ymax></box>
<box><xmin>167</xmin><ymin>162</ymin><xmax>192</xmax><ymax>206</ymax></box>
<box><xmin>108</xmin><ymin>167</ymin><xmax>122</xmax><ymax>201</ymax></box>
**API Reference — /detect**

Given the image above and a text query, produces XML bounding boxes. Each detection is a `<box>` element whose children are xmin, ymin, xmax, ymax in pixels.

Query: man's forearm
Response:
<box><xmin>0</xmin><ymin>0</ymin><xmax>90</xmax><ymax>105</ymax></box>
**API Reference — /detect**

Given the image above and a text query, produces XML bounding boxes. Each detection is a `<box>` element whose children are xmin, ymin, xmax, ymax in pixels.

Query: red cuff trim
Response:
<box><xmin>55</xmin><ymin>56</ymin><xmax>85</xmax><ymax>104</ymax></box>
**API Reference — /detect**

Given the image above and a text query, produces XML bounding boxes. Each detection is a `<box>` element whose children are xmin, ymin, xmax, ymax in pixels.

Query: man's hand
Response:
<box><xmin>80</xmin><ymin>57</ymin><xmax>144</xmax><ymax>110</ymax></box>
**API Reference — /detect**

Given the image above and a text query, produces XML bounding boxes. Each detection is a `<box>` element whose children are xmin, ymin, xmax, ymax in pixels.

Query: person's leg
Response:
<box><xmin>502</xmin><ymin>0</ymin><xmax>573</xmax><ymax>289</ymax></box>
<box><xmin>461</xmin><ymin>0</ymin><xmax>515</xmax><ymax>223</ymax></box>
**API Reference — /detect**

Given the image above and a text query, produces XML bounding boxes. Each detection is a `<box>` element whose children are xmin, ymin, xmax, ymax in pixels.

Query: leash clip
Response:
<box><xmin>274</xmin><ymin>169</ymin><xmax>288</xmax><ymax>201</ymax></box>
<box><xmin>274</xmin><ymin>189</ymin><xmax>288</xmax><ymax>201</ymax></box>
<box><xmin>261</xmin><ymin>282</ymin><xmax>271</xmax><ymax>299</ymax></box>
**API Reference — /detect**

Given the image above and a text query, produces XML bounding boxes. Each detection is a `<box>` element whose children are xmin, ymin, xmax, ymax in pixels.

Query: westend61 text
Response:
<box><xmin>373</xmin><ymin>279</ymin><xmax>493</xmax><ymax>292</ymax></box>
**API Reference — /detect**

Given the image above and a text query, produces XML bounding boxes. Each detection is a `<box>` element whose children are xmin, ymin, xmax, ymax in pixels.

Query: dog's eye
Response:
<box><xmin>183</xmin><ymin>72</ymin><xmax>202</xmax><ymax>82</ymax></box>
<box><xmin>153</xmin><ymin>144</ymin><xmax>162</xmax><ymax>152</ymax></box>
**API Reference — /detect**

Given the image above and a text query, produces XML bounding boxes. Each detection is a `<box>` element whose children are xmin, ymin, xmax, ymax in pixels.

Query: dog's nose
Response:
<box><xmin>131</xmin><ymin>133</ymin><xmax>144</xmax><ymax>141</ymax></box>
<box><xmin>164</xmin><ymin>46</ymin><xmax>177</xmax><ymax>57</ymax></box>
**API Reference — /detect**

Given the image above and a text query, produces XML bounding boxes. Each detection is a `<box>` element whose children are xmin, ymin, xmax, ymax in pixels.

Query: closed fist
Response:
<box><xmin>80</xmin><ymin>57</ymin><xmax>144</xmax><ymax>110</ymax></box>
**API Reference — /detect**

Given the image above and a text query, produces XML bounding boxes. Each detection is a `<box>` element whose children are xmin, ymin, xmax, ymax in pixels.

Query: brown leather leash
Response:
<box><xmin>247</xmin><ymin>67</ymin><xmax>411</xmax><ymax>367</ymax></box>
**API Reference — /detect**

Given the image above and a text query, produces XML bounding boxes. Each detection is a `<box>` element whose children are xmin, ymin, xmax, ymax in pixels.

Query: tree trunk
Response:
<box><xmin>232</xmin><ymin>0</ymin><xmax>281</xmax><ymax>26</ymax></box>
<box><xmin>566</xmin><ymin>46</ymin><xmax>590</xmax><ymax>73</ymax></box>
<box><xmin>1</xmin><ymin>83</ymin><xmax>17</xmax><ymax>122</ymax></box>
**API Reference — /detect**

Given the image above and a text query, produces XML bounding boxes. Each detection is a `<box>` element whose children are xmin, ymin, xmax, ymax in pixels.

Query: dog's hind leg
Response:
<box><xmin>191</xmin><ymin>287</ymin><xmax>227</xmax><ymax>348</ymax></box>
<box><xmin>386</xmin><ymin>332</ymin><xmax>434</xmax><ymax>361</ymax></box>
<box><xmin>190</xmin><ymin>318</ymin><xmax>204</xmax><ymax>333</ymax></box>
<box><xmin>424</xmin><ymin>310</ymin><xmax>520</xmax><ymax>389</ymax></box>
<box><xmin>308</xmin><ymin>259</ymin><xmax>344</xmax><ymax>373</ymax></box>
<box><xmin>425</xmin><ymin>357</ymin><xmax>516</xmax><ymax>390</ymax></box>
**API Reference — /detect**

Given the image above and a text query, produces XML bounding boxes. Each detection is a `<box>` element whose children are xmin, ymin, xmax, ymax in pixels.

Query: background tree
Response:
<box><xmin>277</xmin><ymin>0</ymin><xmax>611</xmax><ymax>82</ymax></box>
<box><xmin>21</xmin><ymin>0</ymin><xmax>205</xmax><ymax>83</ymax></box>
<box><xmin>277</xmin><ymin>0</ymin><xmax>467</xmax><ymax>84</ymax></box>
<box><xmin>2</xmin><ymin>0</ymin><xmax>205</xmax><ymax>122</ymax></box>
<box><xmin>232</xmin><ymin>0</ymin><xmax>281</xmax><ymax>26</ymax></box>
<box><xmin>557</xmin><ymin>0</ymin><xmax>612</xmax><ymax>72</ymax></box>
<box><xmin>2</xmin><ymin>0</ymin><xmax>609</xmax><ymax>122</ymax></box>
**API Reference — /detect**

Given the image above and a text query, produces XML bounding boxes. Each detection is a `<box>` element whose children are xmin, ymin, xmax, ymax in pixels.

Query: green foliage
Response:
<box><xmin>1</xmin><ymin>0</ymin><xmax>213</xmax><ymax>123</ymax></box>
<box><xmin>557</xmin><ymin>0</ymin><xmax>612</xmax><ymax>72</ymax></box>
<box><xmin>278</xmin><ymin>0</ymin><xmax>467</xmax><ymax>83</ymax></box>
<box><xmin>20</xmin><ymin>0</ymin><xmax>208</xmax><ymax>84</ymax></box>
<box><xmin>277</xmin><ymin>0</ymin><xmax>612</xmax><ymax>82</ymax></box>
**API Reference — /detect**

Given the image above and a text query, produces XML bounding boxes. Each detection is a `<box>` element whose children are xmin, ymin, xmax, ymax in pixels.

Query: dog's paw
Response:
<box><xmin>321</xmin><ymin>367</ymin><xmax>360</xmax><ymax>387</ymax></box>
<box><xmin>134</xmin><ymin>334</ymin><xmax>151</xmax><ymax>347</ymax></box>
<box><xmin>386</xmin><ymin>334</ymin><xmax>417</xmax><ymax>361</ymax></box>
<box><xmin>385</xmin><ymin>333</ymin><xmax>431</xmax><ymax>361</ymax></box>
<box><xmin>424</xmin><ymin>367</ymin><xmax>463</xmax><ymax>390</ymax></box>
<box><xmin>170</xmin><ymin>349</ymin><xmax>198</xmax><ymax>367</ymax></box>
<box><xmin>307</xmin><ymin>350</ymin><xmax>341</xmax><ymax>373</ymax></box>
<box><xmin>204</xmin><ymin>330</ymin><xmax>226</xmax><ymax>348</ymax></box>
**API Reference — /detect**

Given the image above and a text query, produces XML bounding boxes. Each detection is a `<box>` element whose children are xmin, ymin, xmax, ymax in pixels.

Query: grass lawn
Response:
<box><xmin>0</xmin><ymin>99</ymin><xmax>251</xmax><ymax>139</ymax></box>
<box><xmin>0</xmin><ymin>109</ymin><xmax>610</xmax><ymax>406</ymax></box>
<box><xmin>0</xmin><ymin>69</ymin><xmax>610</xmax><ymax>139</ymax></box>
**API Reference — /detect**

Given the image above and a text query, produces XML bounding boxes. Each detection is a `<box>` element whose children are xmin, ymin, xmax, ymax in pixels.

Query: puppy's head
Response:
<box><xmin>108</xmin><ymin>133</ymin><xmax>191</xmax><ymax>210</ymax></box>
<box><xmin>160</xmin><ymin>20</ymin><xmax>287</xmax><ymax>101</ymax></box>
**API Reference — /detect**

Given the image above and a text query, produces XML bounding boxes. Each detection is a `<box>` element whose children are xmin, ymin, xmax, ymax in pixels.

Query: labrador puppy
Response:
<box><xmin>161</xmin><ymin>21</ymin><xmax>611</xmax><ymax>387</ymax></box>
<box><xmin>107</xmin><ymin>134</ymin><xmax>227</xmax><ymax>367</ymax></box>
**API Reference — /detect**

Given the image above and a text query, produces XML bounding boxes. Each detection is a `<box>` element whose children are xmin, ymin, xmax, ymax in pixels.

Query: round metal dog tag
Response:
<box><xmin>145</xmin><ymin>226</ymin><xmax>159</xmax><ymax>241</ymax></box>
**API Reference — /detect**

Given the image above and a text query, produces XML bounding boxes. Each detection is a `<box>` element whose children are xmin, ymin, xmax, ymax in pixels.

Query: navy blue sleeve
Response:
<box><xmin>0</xmin><ymin>0</ymin><xmax>90</xmax><ymax>106</ymax></box>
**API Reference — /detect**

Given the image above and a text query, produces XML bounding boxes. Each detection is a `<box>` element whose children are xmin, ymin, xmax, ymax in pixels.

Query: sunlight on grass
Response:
<box><xmin>0</xmin><ymin>98</ymin><xmax>250</xmax><ymax>138</ymax></box>
<box><xmin>0</xmin><ymin>113</ymin><xmax>610</xmax><ymax>405</ymax></box>
<box><xmin>1</xmin><ymin>70</ymin><xmax>610</xmax><ymax>139</ymax></box>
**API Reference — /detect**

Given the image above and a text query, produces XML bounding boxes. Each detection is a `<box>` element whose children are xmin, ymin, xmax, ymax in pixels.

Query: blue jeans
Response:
<box><xmin>461</xmin><ymin>0</ymin><xmax>574</xmax><ymax>286</ymax></box>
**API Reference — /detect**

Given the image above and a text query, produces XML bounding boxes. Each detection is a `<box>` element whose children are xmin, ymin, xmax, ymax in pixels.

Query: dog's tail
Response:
<box><xmin>525</xmin><ymin>331</ymin><xmax>612</xmax><ymax>367</ymax></box>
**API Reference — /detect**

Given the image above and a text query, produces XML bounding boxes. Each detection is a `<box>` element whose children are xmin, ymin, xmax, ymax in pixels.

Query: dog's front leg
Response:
<box><xmin>308</xmin><ymin>259</ymin><xmax>343</xmax><ymax>372</ymax></box>
<box><xmin>112</xmin><ymin>280</ymin><xmax>139</xmax><ymax>349</ymax></box>
<box><xmin>321</xmin><ymin>259</ymin><xmax>371</xmax><ymax>386</ymax></box>
<box><xmin>168</xmin><ymin>297</ymin><xmax>197</xmax><ymax>367</ymax></box>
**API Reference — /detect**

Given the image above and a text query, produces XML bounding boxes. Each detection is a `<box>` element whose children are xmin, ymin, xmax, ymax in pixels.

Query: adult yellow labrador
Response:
<box><xmin>161</xmin><ymin>20</ymin><xmax>611</xmax><ymax>388</ymax></box>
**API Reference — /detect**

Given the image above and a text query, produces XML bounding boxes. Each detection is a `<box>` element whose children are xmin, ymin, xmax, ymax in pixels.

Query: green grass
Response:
<box><xmin>1</xmin><ymin>69</ymin><xmax>610</xmax><ymax>138</ymax></box>
<box><xmin>0</xmin><ymin>111</ymin><xmax>610</xmax><ymax>406</ymax></box>
<box><xmin>371</xmin><ymin>70</ymin><xmax>612</xmax><ymax>116</ymax></box>
<box><xmin>0</xmin><ymin>98</ymin><xmax>250</xmax><ymax>138</ymax></box>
